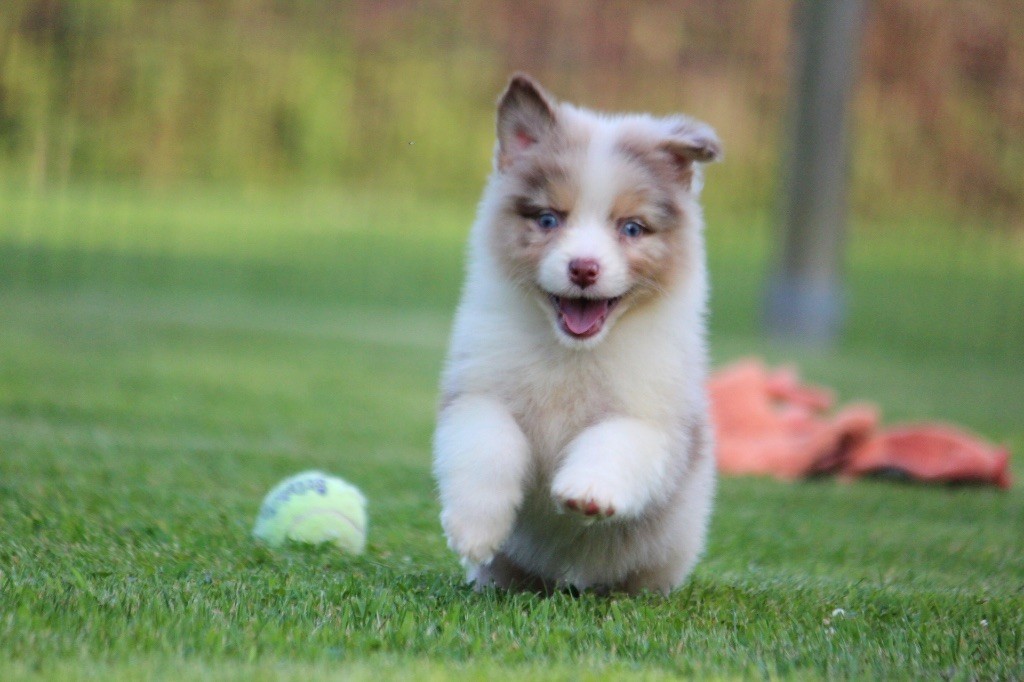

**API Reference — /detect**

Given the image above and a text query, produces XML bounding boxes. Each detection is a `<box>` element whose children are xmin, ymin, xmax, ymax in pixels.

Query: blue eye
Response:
<box><xmin>621</xmin><ymin>220</ymin><xmax>646</xmax><ymax>238</ymax></box>
<box><xmin>536</xmin><ymin>211</ymin><xmax>560</xmax><ymax>230</ymax></box>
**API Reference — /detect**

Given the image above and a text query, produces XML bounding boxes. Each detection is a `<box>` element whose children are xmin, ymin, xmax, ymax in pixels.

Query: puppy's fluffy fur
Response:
<box><xmin>433</xmin><ymin>74</ymin><xmax>721</xmax><ymax>595</ymax></box>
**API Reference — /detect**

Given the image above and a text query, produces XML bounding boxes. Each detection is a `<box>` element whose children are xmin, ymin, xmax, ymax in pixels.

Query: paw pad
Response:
<box><xmin>562</xmin><ymin>497</ymin><xmax>615</xmax><ymax>519</ymax></box>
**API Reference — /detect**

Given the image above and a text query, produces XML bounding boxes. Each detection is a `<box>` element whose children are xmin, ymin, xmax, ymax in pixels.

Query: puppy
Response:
<box><xmin>433</xmin><ymin>74</ymin><xmax>721</xmax><ymax>595</ymax></box>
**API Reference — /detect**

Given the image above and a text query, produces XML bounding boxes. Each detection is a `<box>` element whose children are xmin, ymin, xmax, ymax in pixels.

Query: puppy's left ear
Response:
<box><xmin>660</xmin><ymin>117</ymin><xmax>722</xmax><ymax>191</ymax></box>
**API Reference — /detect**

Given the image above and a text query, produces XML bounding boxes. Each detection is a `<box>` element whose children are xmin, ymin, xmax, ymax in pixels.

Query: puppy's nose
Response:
<box><xmin>568</xmin><ymin>258</ymin><xmax>600</xmax><ymax>288</ymax></box>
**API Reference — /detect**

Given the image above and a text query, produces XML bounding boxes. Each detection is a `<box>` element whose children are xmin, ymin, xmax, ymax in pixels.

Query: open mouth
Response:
<box><xmin>549</xmin><ymin>295</ymin><xmax>621</xmax><ymax>339</ymax></box>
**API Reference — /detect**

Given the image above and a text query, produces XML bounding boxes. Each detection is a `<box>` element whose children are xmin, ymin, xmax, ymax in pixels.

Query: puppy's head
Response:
<box><xmin>486</xmin><ymin>73</ymin><xmax>721</xmax><ymax>348</ymax></box>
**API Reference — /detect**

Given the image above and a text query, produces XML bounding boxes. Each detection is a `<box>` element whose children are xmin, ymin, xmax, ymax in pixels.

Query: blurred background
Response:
<box><xmin>1</xmin><ymin>0</ymin><xmax>1021</xmax><ymax>432</ymax></box>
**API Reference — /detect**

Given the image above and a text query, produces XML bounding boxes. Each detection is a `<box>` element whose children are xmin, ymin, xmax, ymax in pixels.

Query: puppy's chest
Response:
<box><xmin>498</xmin><ymin>357</ymin><xmax>619</xmax><ymax>462</ymax></box>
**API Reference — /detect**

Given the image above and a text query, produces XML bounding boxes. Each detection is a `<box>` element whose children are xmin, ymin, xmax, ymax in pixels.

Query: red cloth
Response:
<box><xmin>709</xmin><ymin>359</ymin><xmax>1012</xmax><ymax>488</ymax></box>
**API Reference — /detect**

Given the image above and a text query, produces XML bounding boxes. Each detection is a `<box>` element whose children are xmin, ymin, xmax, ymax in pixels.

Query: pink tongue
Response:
<box><xmin>559</xmin><ymin>298</ymin><xmax>609</xmax><ymax>335</ymax></box>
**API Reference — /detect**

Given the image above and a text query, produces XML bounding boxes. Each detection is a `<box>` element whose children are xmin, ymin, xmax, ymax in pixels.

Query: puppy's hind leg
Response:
<box><xmin>621</xmin><ymin>421</ymin><xmax>717</xmax><ymax>595</ymax></box>
<box><xmin>433</xmin><ymin>395</ymin><xmax>531</xmax><ymax>567</ymax></box>
<box><xmin>472</xmin><ymin>552</ymin><xmax>555</xmax><ymax>594</ymax></box>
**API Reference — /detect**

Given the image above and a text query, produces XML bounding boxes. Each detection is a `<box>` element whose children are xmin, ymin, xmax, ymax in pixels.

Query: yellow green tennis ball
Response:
<box><xmin>252</xmin><ymin>470</ymin><xmax>367</xmax><ymax>554</ymax></box>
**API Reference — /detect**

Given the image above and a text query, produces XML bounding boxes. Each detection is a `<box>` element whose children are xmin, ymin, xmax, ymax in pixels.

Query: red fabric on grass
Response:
<box><xmin>709</xmin><ymin>359</ymin><xmax>1012</xmax><ymax>488</ymax></box>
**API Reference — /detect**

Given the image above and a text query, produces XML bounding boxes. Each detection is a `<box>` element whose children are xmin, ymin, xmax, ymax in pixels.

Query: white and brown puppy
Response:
<box><xmin>433</xmin><ymin>74</ymin><xmax>721</xmax><ymax>595</ymax></box>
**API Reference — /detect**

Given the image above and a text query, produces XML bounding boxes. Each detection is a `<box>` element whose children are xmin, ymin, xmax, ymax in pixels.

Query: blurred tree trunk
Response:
<box><xmin>765</xmin><ymin>0</ymin><xmax>866</xmax><ymax>344</ymax></box>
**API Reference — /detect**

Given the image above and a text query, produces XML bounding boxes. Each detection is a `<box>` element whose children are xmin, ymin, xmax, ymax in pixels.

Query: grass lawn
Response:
<box><xmin>1</xmin><ymin>186</ymin><xmax>1022</xmax><ymax>679</ymax></box>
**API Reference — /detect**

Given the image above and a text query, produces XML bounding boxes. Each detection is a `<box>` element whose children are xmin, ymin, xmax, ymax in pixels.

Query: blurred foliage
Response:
<box><xmin>0</xmin><ymin>0</ymin><xmax>1022</xmax><ymax>224</ymax></box>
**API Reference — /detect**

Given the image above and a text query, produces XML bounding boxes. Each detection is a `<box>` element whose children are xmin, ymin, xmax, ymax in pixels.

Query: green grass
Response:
<box><xmin>1</xmin><ymin>187</ymin><xmax>1022</xmax><ymax>679</ymax></box>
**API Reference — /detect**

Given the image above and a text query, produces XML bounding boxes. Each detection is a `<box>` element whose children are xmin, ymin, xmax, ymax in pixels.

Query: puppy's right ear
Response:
<box><xmin>496</xmin><ymin>73</ymin><xmax>558</xmax><ymax>171</ymax></box>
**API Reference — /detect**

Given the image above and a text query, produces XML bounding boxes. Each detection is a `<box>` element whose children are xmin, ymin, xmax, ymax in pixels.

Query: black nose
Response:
<box><xmin>568</xmin><ymin>258</ymin><xmax>600</xmax><ymax>288</ymax></box>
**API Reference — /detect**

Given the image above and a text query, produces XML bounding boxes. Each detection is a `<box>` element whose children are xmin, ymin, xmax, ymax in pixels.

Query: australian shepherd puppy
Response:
<box><xmin>433</xmin><ymin>74</ymin><xmax>721</xmax><ymax>595</ymax></box>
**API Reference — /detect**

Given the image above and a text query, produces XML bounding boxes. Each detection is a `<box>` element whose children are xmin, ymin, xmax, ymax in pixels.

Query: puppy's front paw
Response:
<box><xmin>440</xmin><ymin>507</ymin><xmax>513</xmax><ymax>566</ymax></box>
<box><xmin>558</xmin><ymin>494</ymin><xmax>616</xmax><ymax>520</ymax></box>
<box><xmin>551</xmin><ymin>474</ymin><xmax>628</xmax><ymax>522</ymax></box>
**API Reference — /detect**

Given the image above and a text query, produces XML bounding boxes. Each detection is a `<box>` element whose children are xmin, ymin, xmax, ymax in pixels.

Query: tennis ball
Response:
<box><xmin>252</xmin><ymin>470</ymin><xmax>367</xmax><ymax>554</ymax></box>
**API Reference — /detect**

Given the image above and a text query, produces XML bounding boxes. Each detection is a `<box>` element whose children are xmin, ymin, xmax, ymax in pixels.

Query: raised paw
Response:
<box><xmin>551</xmin><ymin>470</ymin><xmax>643</xmax><ymax>523</ymax></box>
<box><xmin>560</xmin><ymin>495</ymin><xmax>616</xmax><ymax>519</ymax></box>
